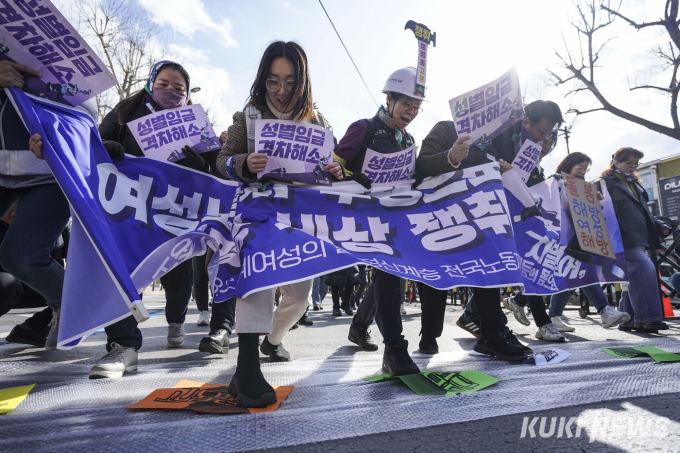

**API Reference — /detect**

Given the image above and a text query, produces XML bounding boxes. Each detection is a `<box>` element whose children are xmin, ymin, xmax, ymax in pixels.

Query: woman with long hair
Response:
<box><xmin>216</xmin><ymin>41</ymin><xmax>343</xmax><ymax>407</ymax></box>
<box><xmin>598</xmin><ymin>148</ymin><xmax>670</xmax><ymax>333</ymax></box>
<box><xmin>547</xmin><ymin>152</ymin><xmax>631</xmax><ymax>332</ymax></box>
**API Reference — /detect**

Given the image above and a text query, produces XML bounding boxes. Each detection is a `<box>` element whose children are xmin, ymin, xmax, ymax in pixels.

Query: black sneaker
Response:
<box><xmin>456</xmin><ymin>313</ymin><xmax>481</xmax><ymax>338</ymax></box>
<box><xmin>635</xmin><ymin>321</ymin><xmax>669</xmax><ymax>331</ymax></box>
<box><xmin>299</xmin><ymin>315</ymin><xmax>313</xmax><ymax>326</ymax></box>
<box><xmin>474</xmin><ymin>333</ymin><xmax>527</xmax><ymax>361</ymax></box>
<box><xmin>260</xmin><ymin>336</ymin><xmax>291</xmax><ymax>362</ymax></box>
<box><xmin>341</xmin><ymin>305</ymin><xmax>354</xmax><ymax>316</ymax></box>
<box><xmin>382</xmin><ymin>341</ymin><xmax>420</xmax><ymax>376</ymax></box>
<box><xmin>313</xmin><ymin>305</ymin><xmax>321</xmax><ymax>311</ymax></box>
<box><xmin>418</xmin><ymin>337</ymin><xmax>439</xmax><ymax>355</ymax></box>
<box><xmin>198</xmin><ymin>329</ymin><xmax>230</xmax><ymax>354</ymax></box>
<box><xmin>348</xmin><ymin>323</ymin><xmax>379</xmax><ymax>351</ymax></box>
<box><xmin>505</xmin><ymin>330</ymin><xmax>532</xmax><ymax>354</ymax></box>
<box><xmin>6</xmin><ymin>323</ymin><xmax>47</xmax><ymax>348</ymax></box>
<box><xmin>332</xmin><ymin>308</ymin><xmax>342</xmax><ymax>316</ymax></box>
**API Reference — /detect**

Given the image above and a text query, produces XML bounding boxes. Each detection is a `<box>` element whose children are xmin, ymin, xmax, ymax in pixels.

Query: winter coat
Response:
<box><xmin>597</xmin><ymin>173</ymin><xmax>668</xmax><ymax>249</ymax></box>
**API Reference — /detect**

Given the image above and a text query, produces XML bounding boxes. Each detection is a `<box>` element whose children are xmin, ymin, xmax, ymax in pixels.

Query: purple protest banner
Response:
<box><xmin>361</xmin><ymin>145</ymin><xmax>415</xmax><ymax>183</ymax></box>
<box><xmin>448</xmin><ymin>67</ymin><xmax>524</xmax><ymax>146</ymax></box>
<box><xmin>127</xmin><ymin>104</ymin><xmax>221</xmax><ymax>163</ymax></box>
<box><xmin>255</xmin><ymin>118</ymin><xmax>334</xmax><ymax>186</ymax></box>
<box><xmin>0</xmin><ymin>0</ymin><xmax>116</xmax><ymax>106</ymax></box>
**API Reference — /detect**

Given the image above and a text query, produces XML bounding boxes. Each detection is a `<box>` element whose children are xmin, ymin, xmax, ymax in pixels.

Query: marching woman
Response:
<box><xmin>337</xmin><ymin>67</ymin><xmax>423</xmax><ymax>375</ymax></box>
<box><xmin>216</xmin><ymin>41</ymin><xmax>343</xmax><ymax>406</ymax></box>
<box><xmin>27</xmin><ymin>60</ymin><xmax>212</xmax><ymax>377</ymax></box>
<box><xmin>597</xmin><ymin>148</ymin><xmax>671</xmax><ymax>333</ymax></box>
<box><xmin>94</xmin><ymin>60</ymin><xmax>220</xmax><ymax>376</ymax></box>
<box><xmin>547</xmin><ymin>152</ymin><xmax>631</xmax><ymax>331</ymax></box>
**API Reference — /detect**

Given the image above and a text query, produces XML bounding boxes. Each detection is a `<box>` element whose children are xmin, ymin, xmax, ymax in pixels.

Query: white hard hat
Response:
<box><xmin>382</xmin><ymin>67</ymin><xmax>423</xmax><ymax>99</ymax></box>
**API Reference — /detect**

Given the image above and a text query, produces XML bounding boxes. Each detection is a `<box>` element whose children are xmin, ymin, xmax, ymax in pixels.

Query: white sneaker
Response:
<box><xmin>503</xmin><ymin>296</ymin><xmax>530</xmax><ymax>326</ymax></box>
<box><xmin>535</xmin><ymin>323</ymin><xmax>566</xmax><ymax>342</ymax></box>
<box><xmin>167</xmin><ymin>323</ymin><xmax>185</xmax><ymax>348</ymax></box>
<box><xmin>45</xmin><ymin>309</ymin><xmax>60</xmax><ymax>350</ymax></box>
<box><xmin>196</xmin><ymin>311</ymin><xmax>210</xmax><ymax>326</ymax></box>
<box><xmin>400</xmin><ymin>303</ymin><xmax>407</xmax><ymax>315</ymax></box>
<box><xmin>550</xmin><ymin>316</ymin><xmax>575</xmax><ymax>332</ymax></box>
<box><xmin>89</xmin><ymin>343</ymin><xmax>138</xmax><ymax>379</ymax></box>
<box><xmin>600</xmin><ymin>305</ymin><xmax>631</xmax><ymax>328</ymax></box>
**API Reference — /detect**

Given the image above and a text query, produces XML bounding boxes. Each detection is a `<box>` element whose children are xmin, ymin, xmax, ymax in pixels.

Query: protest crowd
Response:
<box><xmin>0</xmin><ymin>5</ymin><xmax>677</xmax><ymax>413</ymax></box>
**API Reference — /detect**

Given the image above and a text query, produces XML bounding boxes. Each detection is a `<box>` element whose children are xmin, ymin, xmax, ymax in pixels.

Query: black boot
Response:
<box><xmin>348</xmin><ymin>323</ymin><xmax>378</xmax><ymax>351</ymax></box>
<box><xmin>260</xmin><ymin>336</ymin><xmax>291</xmax><ymax>362</ymax></box>
<box><xmin>505</xmin><ymin>330</ymin><xmax>533</xmax><ymax>354</ymax></box>
<box><xmin>299</xmin><ymin>314</ymin><xmax>313</xmax><ymax>326</ymax></box>
<box><xmin>474</xmin><ymin>332</ymin><xmax>527</xmax><ymax>361</ymax></box>
<box><xmin>341</xmin><ymin>304</ymin><xmax>354</xmax><ymax>316</ymax></box>
<box><xmin>229</xmin><ymin>333</ymin><xmax>277</xmax><ymax>408</ymax></box>
<box><xmin>382</xmin><ymin>340</ymin><xmax>420</xmax><ymax>376</ymax></box>
<box><xmin>418</xmin><ymin>336</ymin><xmax>439</xmax><ymax>355</ymax></box>
<box><xmin>6</xmin><ymin>322</ymin><xmax>46</xmax><ymax>348</ymax></box>
<box><xmin>198</xmin><ymin>329</ymin><xmax>229</xmax><ymax>354</ymax></box>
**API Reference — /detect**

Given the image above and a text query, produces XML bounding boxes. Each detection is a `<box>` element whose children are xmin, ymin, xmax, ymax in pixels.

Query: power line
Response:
<box><xmin>318</xmin><ymin>0</ymin><xmax>379</xmax><ymax>108</ymax></box>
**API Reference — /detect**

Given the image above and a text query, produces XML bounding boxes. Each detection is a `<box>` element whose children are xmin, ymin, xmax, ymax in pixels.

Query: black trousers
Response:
<box><xmin>331</xmin><ymin>282</ymin><xmax>353</xmax><ymax>309</ymax></box>
<box><xmin>211</xmin><ymin>297</ymin><xmax>236</xmax><ymax>333</ymax></box>
<box><xmin>373</xmin><ymin>270</ymin><xmax>404</xmax><ymax>346</ymax></box>
<box><xmin>0</xmin><ymin>272</ymin><xmax>52</xmax><ymax>336</ymax></box>
<box><xmin>106</xmin><ymin>259</ymin><xmax>193</xmax><ymax>351</ymax></box>
<box><xmin>513</xmin><ymin>291</ymin><xmax>551</xmax><ymax>328</ymax></box>
<box><xmin>425</xmin><ymin>286</ymin><xmax>505</xmax><ymax>338</ymax></box>
<box><xmin>192</xmin><ymin>254</ymin><xmax>210</xmax><ymax>312</ymax></box>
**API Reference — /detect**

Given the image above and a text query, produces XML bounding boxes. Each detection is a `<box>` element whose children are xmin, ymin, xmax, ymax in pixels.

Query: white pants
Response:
<box><xmin>235</xmin><ymin>279</ymin><xmax>313</xmax><ymax>344</ymax></box>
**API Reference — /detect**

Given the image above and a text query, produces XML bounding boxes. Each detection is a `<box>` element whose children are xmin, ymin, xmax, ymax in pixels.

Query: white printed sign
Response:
<box><xmin>255</xmin><ymin>119</ymin><xmax>334</xmax><ymax>186</ymax></box>
<box><xmin>0</xmin><ymin>0</ymin><xmax>117</xmax><ymax>106</ymax></box>
<box><xmin>511</xmin><ymin>139</ymin><xmax>541</xmax><ymax>183</ymax></box>
<box><xmin>525</xmin><ymin>348</ymin><xmax>571</xmax><ymax>366</ymax></box>
<box><xmin>448</xmin><ymin>67</ymin><xmax>524</xmax><ymax>146</ymax></box>
<box><xmin>361</xmin><ymin>145</ymin><xmax>415</xmax><ymax>184</ymax></box>
<box><xmin>128</xmin><ymin>104</ymin><xmax>220</xmax><ymax>163</ymax></box>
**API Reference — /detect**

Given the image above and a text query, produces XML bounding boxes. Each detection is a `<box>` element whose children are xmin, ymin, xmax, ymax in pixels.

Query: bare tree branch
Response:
<box><xmin>546</xmin><ymin>0</ymin><xmax>680</xmax><ymax>140</ymax></box>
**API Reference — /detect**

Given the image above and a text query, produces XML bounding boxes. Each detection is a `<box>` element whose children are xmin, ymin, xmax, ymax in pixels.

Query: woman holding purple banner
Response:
<box><xmin>91</xmin><ymin>60</ymin><xmax>224</xmax><ymax>378</ymax></box>
<box><xmin>546</xmin><ymin>152</ymin><xmax>631</xmax><ymax>332</ymax></box>
<box><xmin>215</xmin><ymin>41</ymin><xmax>343</xmax><ymax>408</ymax></box>
<box><xmin>597</xmin><ymin>148</ymin><xmax>671</xmax><ymax>333</ymax></box>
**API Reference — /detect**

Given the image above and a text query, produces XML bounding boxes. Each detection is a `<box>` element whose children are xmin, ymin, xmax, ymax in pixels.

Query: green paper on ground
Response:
<box><xmin>363</xmin><ymin>374</ymin><xmax>401</xmax><ymax>383</ymax></box>
<box><xmin>0</xmin><ymin>384</ymin><xmax>36</xmax><ymax>414</ymax></box>
<box><xmin>601</xmin><ymin>346</ymin><xmax>680</xmax><ymax>362</ymax></box>
<box><xmin>364</xmin><ymin>371</ymin><xmax>499</xmax><ymax>396</ymax></box>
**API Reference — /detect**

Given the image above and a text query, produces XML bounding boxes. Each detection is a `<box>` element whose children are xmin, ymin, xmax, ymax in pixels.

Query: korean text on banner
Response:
<box><xmin>361</xmin><ymin>145</ymin><xmax>415</xmax><ymax>183</ymax></box>
<box><xmin>511</xmin><ymin>139</ymin><xmax>541</xmax><ymax>183</ymax></box>
<box><xmin>448</xmin><ymin>67</ymin><xmax>524</xmax><ymax>146</ymax></box>
<box><xmin>128</xmin><ymin>104</ymin><xmax>221</xmax><ymax>163</ymax></box>
<box><xmin>562</xmin><ymin>173</ymin><xmax>615</xmax><ymax>258</ymax></box>
<box><xmin>0</xmin><ymin>0</ymin><xmax>116</xmax><ymax>106</ymax></box>
<box><xmin>255</xmin><ymin>119</ymin><xmax>334</xmax><ymax>186</ymax></box>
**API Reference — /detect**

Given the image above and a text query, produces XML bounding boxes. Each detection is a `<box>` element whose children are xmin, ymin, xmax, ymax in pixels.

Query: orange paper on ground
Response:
<box><xmin>125</xmin><ymin>379</ymin><xmax>293</xmax><ymax>414</ymax></box>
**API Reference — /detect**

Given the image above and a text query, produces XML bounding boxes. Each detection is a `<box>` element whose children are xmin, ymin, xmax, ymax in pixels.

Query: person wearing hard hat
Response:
<box><xmin>334</xmin><ymin>67</ymin><xmax>423</xmax><ymax>376</ymax></box>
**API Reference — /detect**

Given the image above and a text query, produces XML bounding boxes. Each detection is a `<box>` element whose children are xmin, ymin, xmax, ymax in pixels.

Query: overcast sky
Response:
<box><xmin>62</xmin><ymin>0</ymin><xmax>680</xmax><ymax>178</ymax></box>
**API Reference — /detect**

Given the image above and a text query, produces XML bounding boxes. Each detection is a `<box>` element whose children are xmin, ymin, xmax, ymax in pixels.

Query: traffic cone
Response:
<box><xmin>663</xmin><ymin>295</ymin><xmax>675</xmax><ymax>317</ymax></box>
<box><xmin>658</xmin><ymin>274</ymin><xmax>675</xmax><ymax>317</ymax></box>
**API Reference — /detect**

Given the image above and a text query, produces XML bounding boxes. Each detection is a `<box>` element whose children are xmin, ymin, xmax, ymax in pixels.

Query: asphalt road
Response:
<box><xmin>2</xmin><ymin>291</ymin><xmax>679</xmax><ymax>452</ymax></box>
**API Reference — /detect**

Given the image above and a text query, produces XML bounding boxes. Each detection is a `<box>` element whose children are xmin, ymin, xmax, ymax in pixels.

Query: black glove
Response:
<box><xmin>102</xmin><ymin>141</ymin><xmax>125</xmax><ymax>162</ymax></box>
<box><xmin>178</xmin><ymin>145</ymin><xmax>209</xmax><ymax>172</ymax></box>
<box><xmin>346</xmin><ymin>172</ymin><xmax>372</xmax><ymax>190</ymax></box>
